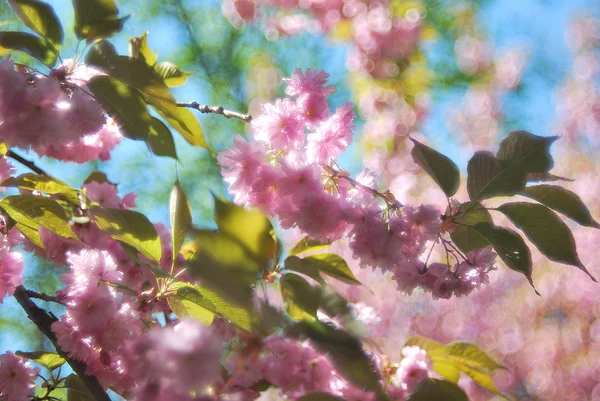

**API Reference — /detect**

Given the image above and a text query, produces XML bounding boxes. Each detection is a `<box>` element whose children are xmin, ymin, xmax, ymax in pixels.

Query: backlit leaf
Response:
<box><xmin>288</xmin><ymin>254</ymin><xmax>360</xmax><ymax>284</ymax></box>
<box><xmin>497</xmin><ymin>130</ymin><xmax>558</xmax><ymax>173</ymax></box>
<box><xmin>404</xmin><ymin>336</ymin><xmax>443</xmax><ymax>352</ymax></box>
<box><xmin>129</xmin><ymin>31</ymin><xmax>156</xmax><ymax>66</ymax></box>
<box><xmin>73</xmin><ymin>0</ymin><xmax>128</xmax><ymax>42</ymax></box>
<box><xmin>428</xmin><ymin>342</ymin><xmax>505</xmax><ymax>371</ymax></box>
<box><xmin>8</xmin><ymin>0</ymin><xmax>63</xmax><ymax>48</ymax></box>
<box><xmin>280</xmin><ymin>273</ymin><xmax>321</xmax><ymax>319</ymax></box>
<box><xmin>91</xmin><ymin>206</ymin><xmax>161</xmax><ymax>263</ymax></box>
<box><xmin>155</xmin><ymin>61</ymin><xmax>192</xmax><ymax>87</ymax></box>
<box><xmin>15</xmin><ymin>351</ymin><xmax>65</xmax><ymax>370</ymax></box>
<box><xmin>467</xmin><ymin>151</ymin><xmax>526</xmax><ymax>201</ymax></box>
<box><xmin>289</xmin><ymin>236</ymin><xmax>331</xmax><ymax>256</ymax></box>
<box><xmin>410</xmin><ymin>138</ymin><xmax>460</xmax><ymax>198</ymax></box>
<box><xmin>169</xmin><ymin>180</ymin><xmax>191</xmax><ymax>265</ymax></box>
<box><xmin>65</xmin><ymin>374</ymin><xmax>94</xmax><ymax>401</ymax></box>
<box><xmin>0</xmin><ymin>31</ymin><xmax>56</xmax><ymax>66</ymax></box>
<box><xmin>2</xmin><ymin>173</ymin><xmax>79</xmax><ymax>205</ymax></box>
<box><xmin>148</xmin><ymin>117</ymin><xmax>178</xmax><ymax>159</ymax></box>
<box><xmin>449</xmin><ymin>201</ymin><xmax>493</xmax><ymax>253</ymax></box>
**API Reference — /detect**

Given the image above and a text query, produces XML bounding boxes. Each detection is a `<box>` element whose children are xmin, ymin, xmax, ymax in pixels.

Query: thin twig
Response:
<box><xmin>177</xmin><ymin>102</ymin><xmax>253</xmax><ymax>123</ymax></box>
<box><xmin>22</xmin><ymin>288</ymin><xmax>65</xmax><ymax>305</ymax></box>
<box><xmin>13</xmin><ymin>286</ymin><xmax>111</xmax><ymax>401</ymax></box>
<box><xmin>6</xmin><ymin>151</ymin><xmax>48</xmax><ymax>176</ymax></box>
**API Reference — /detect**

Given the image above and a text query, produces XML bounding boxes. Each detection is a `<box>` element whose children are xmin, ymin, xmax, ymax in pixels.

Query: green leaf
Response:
<box><xmin>91</xmin><ymin>206</ymin><xmax>162</xmax><ymax>263</ymax></box>
<box><xmin>213</xmin><ymin>196</ymin><xmax>276</xmax><ymax>265</ymax></box>
<box><xmin>526</xmin><ymin>172</ymin><xmax>573</xmax><ymax>183</ymax></box>
<box><xmin>296</xmin><ymin>392</ymin><xmax>346</xmax><ymax>401</ymax></box>
<box><xmin>167</xmin><ymin>284</ymin><xmax>215</xmax><ymax>326</ymax></box>
<box><xmin>148</xmin><ymin>117</ymin><xmax>178</xmax><ymax>159</ymax></box>
<box><xmin>289</xmin><ymin>236</ymin><xmax>331</xmax><ymax>256</ymax></box>
<box><xmin>164</xmin><ymin>108</ymin><xmax>211</xmax><ymax>153</ymax></box>
<box><xmin>1</xmin><ymin>173</ymin><xmax>80</xmax><ymax>205</ymax></box>
<box><xmin>521</xmin><ymin>185</ymin><xmax>600</xmax><ymax>228</ymax></box>
<box><xmin>129</xmin><ymin>31</ymin><xmax>156</xmax><ymax>66</ymax></box>
<box><xmin>83</xmin><ymin>171</ymin><xmax>114</xmax><ymax>186</ymax></box>
<box><xmin>284</xmin><ymin>256</ymin><xmax>324</xmax><ymax>284</ymax></box>
<box><xmin>169</xmin><ymin>180</ymin><xmax>191</xmax><ymax>265</ymax></box>
<box><xmin>497</xmin><ymin>130</ymin><xmax>559</xmax><ymax>173</ymax></box>
<box><xmin>154</xmin><ymin>61</ymin><xmax>192</xmax><ymax>87</ymax></box>
<box><xmin>404</xmin><ymin>336</ymin><xmax>443</xmax><ymax>352</ymax></box>
<box><xmin>471</xmin><ymin>223</ymin><xmax>536</xmax><ymax>291</ymax></box>
<box><xmin>0</xmin><ymin>31</ymin><xmax>56</xmax><ymax>66</ymax></box>
<box><xmin>408</xmin><ymin>379</ymin><xmax>468</xmax><ymax>401</ymax></box>
<box><xmin>431</xmin><ymin>360</ymin><xmax>461</xmax><ymax>383</ymax></box>
<box><xmin>449</xmin><ymin>202</ymin><xmax>493</xmax><ymax>253</ymax></box>
<box><xmin>280</xmin><ymin>273</ymin><xmax>321</xmax><ymax>319</ymax></box>
<box><xmin>169</xmin><ymin>282</ymin><xmax>256</xmax><ymax>331</ymax></box>
<box><xmin>410</xmin><ymin>138</ymin><xmax>460</xmax><ymax>197</ymax></box>
<box><xmin>467</xmin><ymin>151</ymin><xmax>526</xmax><ymax>201</ymax></box>
<box><xmin>15</xmin><ymin>351</ymin><xmax>65</xmax><ymax>370</ymax></box>
<box><xmin>0</xmin><ymin>144</ymin><xmax>7</xmax><ymax>156</ymax></box>
<box><xmin>497</xmin><ymin>202</ymin><xmax>595</xmax><ymax>280</ymax></box>
<box><xmin>182</xmin><ymin>230</ymin><xmax>259</xmax><ymax>309</ymax></box>
<box><xmin>287</xmin><ymin>320</ymin><xmax>384</xmax><ymax>397</ymax></box>
<box><xmin>15</xmin><ymin>222</ymin><xmax>43</xmax><ymax>248</ymax></box>
<box><xmin>87</xmin><ymin>76</ymin><xmax>152</xmax><ymax>141</ymax></box>
<box><xmin>287</xmin><ymin>254</ymin><xmax>360</xmax><ymax>285</ymax></box>
<box><xmin>0</xmin><ymin>194</ymin><xmax>77</xmax><ymax>239</ymax></box>
<box><xmin>428</xmin><ymin>342</ymin><xmax>505</xmax><ymax>371</ymax></box>
<box><xmin>65</xmin><ymin>374</ymin><xmax>94</xmax><ymax>401</ymax></box>
<box><xmin>8</xmin><ymin>0</ymin><xmax>63</xmax><ymax>48</ymax></box>
<box><xmin>72</xmin><ymin>0</ymin><xmax>128</xmax><ymax>42</ymax></box>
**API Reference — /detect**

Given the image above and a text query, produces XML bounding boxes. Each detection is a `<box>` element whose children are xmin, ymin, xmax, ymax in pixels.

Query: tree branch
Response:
<box><xmin>13</xmin><ymin>286</ymin><xmax>111</xmax><ymax>401</ymax></box>
<box><xmin>22</xmin><ymin>288</ymin><xmax>65</xmax><ymax>305</ymax></box>
<box><xmin>6</xmin><ymin>151</ymin><xmax>48</xmax><ymax>176</ymax></box>
<box><xmin>177</xmin><ymin>102</ymin><xmax>253</xmax><ymax>123</ymax></box>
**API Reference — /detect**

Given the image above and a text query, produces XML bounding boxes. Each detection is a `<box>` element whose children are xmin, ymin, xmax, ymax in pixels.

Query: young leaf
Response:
<box><xmin>288</xmin><ymin>254</ymin><xmax>360</xmax><ymax>285</ymax></box>
<box><xmin>287</xmin><ymin>320</ymin><xmax>385</xmax><ymax>397</ymax></box>
<box><xmin>0</xmin><ymin>194</ymin><xmax>77</xmax><ymax>239</ymax></box>
<box><xmin>213</xmin><ymin>196</ymin><xmax>276</xmax><ymax>265</ymax></box>
<box><xmin>72</xmin><ymin>0</ymin><xmax>128</xmax><ymax>42</ymax></box>
<box><xmin>90</xmin><ymin>206</ymin><xmax>162</xmax><ymax>263</ymax></box>
<box><xmin>497</xmin><ymin>202</ymin><xmax>595</xmax><ymax>280</ymax></box>
<box><xmin>87</xmin><ymin>76</ymin><xmax>152</xmax><ymax>141</ymax></box>
<box><xmin>0</xmin><ymin>31</ymin><xmax>56</xmax><ymax>66</ymax></box>
<box><xmin>154</xmin><ymin>61</ymin><xmax>192</xmax><ymax>87</ymax></box>
<box><xmin>169</xmin><ymin>180</ymin><xmax>191</xmax><ymax>265</ymax></box>
<box><xmin>428</xmin><ymin>342</ymin><xmax>505</xmax><ymax>371</ymax></box>
<box><xmin>289</xmin><ymin>236</ymin><xmax>331</xmax><ymax>256</ymax></box>
<box><xmin>431</xmin><ymin>360</ymin><xmax>461</xmax><ymax>383</ymax></box>
<box><xmin>163</xmin><ymin>108</ymin><xmax>211</xmax><ymax>153</ymax></box>
<box><xmin>280</xmin><ymin>273</ymin><xmax>321</xmax><ymax>319</ymax></box>
<box><xmin>521</xmin><ymin>185</ymin><xmax>600</xmax><ymax>228</ymax></box>
<box><xmin>167</xmin><ymin>284</ymin><xmax>215</xmax><ymax>326</ymax></box>
<box><xmin>471</xmin><ymin>223</ymin><xmax>535</xmax><ymax>291</ymax></box>
<box><xmin>8</xmin><ymin>0</ymin><xmax>63</xmax><ymax>48</ymax></box>
<box><xmin>410</xmin><ymin>138</ymin><xmax>460</xmax><ymax>197</ymax></box>
<box><xmin>129</xmin><ymin>31</ymin><xmax>156</xmax><ymax>66</ymax></box>
<box><xmin>449</xmin><ymin>202</ymin><xmax>493</xmax><ymax>253</ymax></box>
<box><xmin>1</xmin><ymin>173</ymin><xmax>80</xmax><ymax>205</ymax></box>
<box><xmin>404</xmin><ymin>336</ymin><xmax>443</xmax><ymax>352</ymax></box>
<box><xmin>408</xmin><ymin>379</ymin><xmax>468</xmax><ymax>401</ymax></box>
<box><xmin>466</xmin><ymin>151</ymin><xmax>526</xmax><ymax>201</ymax></box>
<box><xmin>497</xmin><ymin>130</ymin><xmax>559</xmax><ymax>173</ymax></box>
<box><xmin>15</xmin><ymin>351</ymin><xmax>66</xmax><ymax>370</ymax></box>
<box><xmin>148</xmin><ymin>118</ymin><xmax>178</xmax><ymax>159</ymax></box>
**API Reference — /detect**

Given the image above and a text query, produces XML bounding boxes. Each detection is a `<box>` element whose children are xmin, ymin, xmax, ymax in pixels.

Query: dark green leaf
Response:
<box><xmin>8</xmin><ymin>0</ymin><xmax>63</xmax><ymax>48</ymax></box>
<box><xmin>0</xmin><ymin>31</ymin><xmax>56</xmax><ymax>66</ymax></box>
<box><xmin>526</xmin><ymin>172</ymin><xmax>574</xmax><ymax>183</ymax></box>
<box><xmin>91</xmin><ymin>206</ymin><xmax>162</xmax><ymax>263</ymax></box>
<box><xmin>280</xmin><ymin>273</ymin><xmax>321</xmax><ymax>319</ymax></box>
<box><xmin>296</xmin><ymin>392</ymin><xmax>346</xmax><ymax>401</ymax></box>
<box><xmin>287</xmin><ymin>320</ymin><xmax>384</xmax><ymax>396</ymax></box>
<box><xmin>449</xmin><ymin>201</ymin><xmax>492</xmax><ymax>253</ymax></box>
<box><xmin>87</xmin><ymin>76</ymin><xmax>152</xmax><ymax>141</ymax></box>
<box><xmin>410</xmin><ymin>138</ymin><xmax>460</xmax><ymax>197</ymax></box>
<box><xmin>15</xmin><ymin>351</ymin><xmax>66</xmax><ymax>370</ymax></box>
<box><xmin>213</xmin><ymin>196</ymin><xmax>276</xmax><ymax>265</ymax></box>
<box><xmin>289</xmin><ymin>236</ymin><xmax>331</xmax><ymax>256</ymax></box>
<box><xmin>2</xmin><ymin>173</ymin><xmax>80</xmax><ymax>205</ymax></box>
<box><xmin>497</xmin><ymin>130</ymin><xmax>558</xmax><ymax>173</ymax></box>
<box><xmin>471</xmin><ymin>223</ymin><xmax>536</xmax><ymax>291</ymax></box>
<box><xmin>129</xmin><ymin>31</ymin><xmax>156</xmax><ymax>66</ymax></box>
<box><xmin>521</xmin><ymin>185</ymin><xmax>600</xmax><ymax>228</ymax></box>
<box><xmin>0</xmin><ymin>194</ymin><xmax>76</xmax><ymax>239</ymax></box>
<box><xmin>466</xmin><ymin>151</ymin><xmax>526</xmax><ymax>201</ymax></box>
<box><xmin>408</xmin><ymin>379</ymin><xmax>468</xmax><ymax>401</ymax></box>
<box><xmin>65</xmin><ymin>374</ymin><xmax>94</xmax><ymax>401</ymax></box>
<box><xmin>169</xmin><ymin>180</ymin><xmax>191</xmax><ymax>265</ymax></box>
<box><xmin>148</xmin><ymin>117</ymin><xmax>178</xmax><ymax>159</ymax></box>
<box><xmin>72</xmin><ymin>0</ymin><xmax>128</xmax><ymax>42</ymax></box>
<box><xmin>83</xmin><ymin>171</ymin><xmax>114</xmax><ymax>186</ymax></box>
<box><xmin>284</xmin><ymin>256</ymin><xmax>324</xmax><ymax>284</ymax></box>
<box><xmin>154</xmin><ymin>61</ymin><xmax>192</xmax><ymax>87</ymax></box>
<box><xmin>497</xmin><ymin>202</ymin><xmax>595</xmax><ymax>280</ymax></box>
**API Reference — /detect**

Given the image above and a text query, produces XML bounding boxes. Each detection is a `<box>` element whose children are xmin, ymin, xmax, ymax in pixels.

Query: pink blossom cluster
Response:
<box><xmin>0</xmin><ymin>59</ymin><xmax>122</xmax><ymax>163</ymax></box>
<box><xmin>0</xmin><ymin>352</ymin><xmax>38</xmax><ymax>401</ymax></box>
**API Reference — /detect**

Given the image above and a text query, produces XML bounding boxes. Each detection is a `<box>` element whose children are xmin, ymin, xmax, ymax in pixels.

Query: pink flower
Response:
<box><xmin>284</xmin><ymin>68</ymin><xmax>336</xmax><ymax>97</ymax></box>
<box><xmin>252</xmin><ymin>99</ymin><xmax>304</xmax><ymax>150</ymax></box>
<box><xmin>396</xmin><ymin>346</ymin><xmax>432</xmax><ymax>393</ymax></box>
<box><xmin>0</xmin><ymin>242</ymin><xmax>23</xmax><ymax>302</ymax></box>
<box><xmin>0</xmin><ymin>352</ymin><xmax>39</xmax><ymax>401</ymax></box>
<box><xmin>84</xmin><ymin>182</ymin><xmax>122</xmax><ymax>208</ymax></box>
<box><xmin>307</xmin><ymin>103</ymin><xmax>355</xmax><ymax>163</ymax></box>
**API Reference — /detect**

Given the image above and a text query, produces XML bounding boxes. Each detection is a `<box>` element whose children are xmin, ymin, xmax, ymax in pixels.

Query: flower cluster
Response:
<box><xmin>0</xmin><ymin>352</ymin><xmax>39</xmax><ymax>401</ymax></box>
<box><xmin>219</xmin><ymin>69</ymin><xmax>495</xmax><ymax>297</ymax></box>
<box><xmin>0</xmin><ymin>234</ymin><xmax>24</xmax><ymax>302</ymax></box>
<box><xmin>0</xmin><ymin>59</ymin><xmax>122</xmax><ymax>163</ymax></box>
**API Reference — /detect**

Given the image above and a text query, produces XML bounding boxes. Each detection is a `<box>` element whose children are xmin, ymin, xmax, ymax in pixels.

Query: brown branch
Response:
<box><xmin>13</xmin><ymin>286</ymin><xmax>111</xmax><ymax>401</ymax></box>
<box><xmin>177</xmin><ymin>102</ymin><xmax>253</xmax><ymax>123</ymax></box>
<box><xmin>22</xmin><ymin>288</ymin><xmax>65</xmax><ymax>305</ymax></box>
<box><xmin>6</xmin><ymin>151</ymin><xmax>48</xmax><ymax>176</ymax></box>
